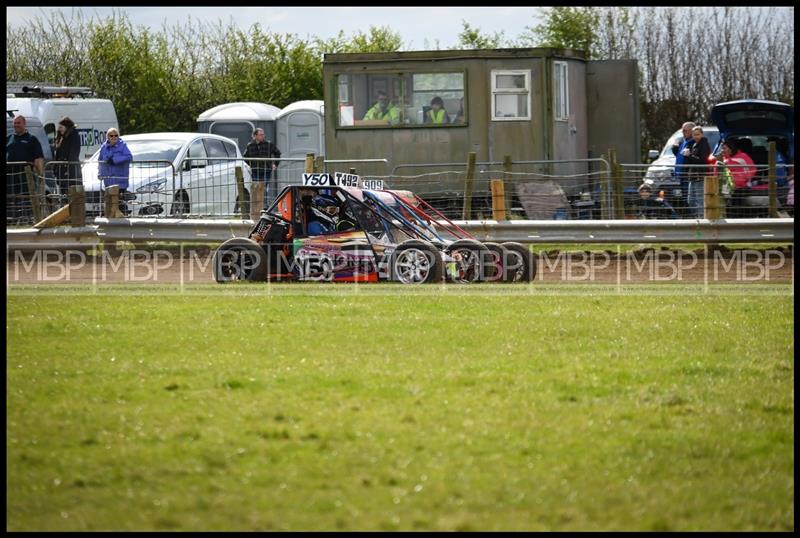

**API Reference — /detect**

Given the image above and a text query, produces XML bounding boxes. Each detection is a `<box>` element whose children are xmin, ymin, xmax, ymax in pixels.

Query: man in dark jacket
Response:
<box><xmin>244</xmin><ymin>128</ymin><xmax>281</xmax><ymax>208</ymax></box>
<box><xmin>682</xmin><ymin>125</ymin><xmax>712</xmax><ymax>218</ymax></box>
<box><xmin>7</xmin><ymin>115</ymin><xmax>44</xmax><ymax>222</ymax></box>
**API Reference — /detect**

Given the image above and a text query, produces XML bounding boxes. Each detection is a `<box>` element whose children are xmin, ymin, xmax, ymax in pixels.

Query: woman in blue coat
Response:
<box><xmin>98</xmin><ymin>127</ymin><xmax>133</xmax><ymax>191</ymax></box>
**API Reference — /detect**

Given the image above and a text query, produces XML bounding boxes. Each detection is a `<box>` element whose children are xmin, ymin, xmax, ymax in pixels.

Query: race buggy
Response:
<box><xmin>212</xmin><ymin>185</ymin><xmax>535</xmax><ymax>284</ymax></box>
<box><xmin>361</xmin><ymin>188</ymin><xmax>537</xmax><ymax>283</ymax></box>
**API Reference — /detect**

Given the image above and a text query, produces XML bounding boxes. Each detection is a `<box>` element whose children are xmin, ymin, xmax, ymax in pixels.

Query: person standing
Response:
<box><xmin>244</xmin><ymin>128</ymin><xmax>281</xmax><ymax>208</ymax></box>
<box><xmin>6</xmin><ymin>115</ymin><xmax>44</xmax><ymax>222</ymax></box>
<box><xmin>54</xmin><ymin>116</ymin><xmax>83</xmax><ymax>204</ymax></box>
<box><xmin>98</xmin><ymin>127</ymin><xmax>133</xmax><ymax>215</ymax></box>
<box><xmin>682</xmin><ymin>126</ymin><xmax>711</xmax><ymax>218</ymax></box>
<box><xmin>671</xmin><ymin>121</ymin><xmax>695</xmax><ymax>212</ymax></box>
<box><xmin>720</xmin><ymin>139</ymin><xmax>756</xmax><ymax>218</ymax></box>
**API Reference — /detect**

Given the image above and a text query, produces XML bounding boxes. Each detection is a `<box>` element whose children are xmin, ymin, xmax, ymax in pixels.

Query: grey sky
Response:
<box><xmin>6</xmin><ymin>6</ymin><xmax>545</xmax><ymax>50</ymax></box>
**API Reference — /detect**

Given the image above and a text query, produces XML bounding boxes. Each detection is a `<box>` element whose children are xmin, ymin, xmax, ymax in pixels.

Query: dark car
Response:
<box><xmin>6</xmin><ymin>112</ymin><xmax>60</xmax><ymax>223</ymax></box>
<box><xmin>710</xmin><ymin>99</ymin><xmax>794</xmax><ymax>215</ymax></box>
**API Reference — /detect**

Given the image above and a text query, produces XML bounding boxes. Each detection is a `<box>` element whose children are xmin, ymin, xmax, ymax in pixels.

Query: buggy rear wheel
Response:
<box><xmin>482</xmin><ymin>241</ymin><xmax>513</xmax><ymax>282</ymax></box>
<box><xmin>446</xmin><ymin>239</ymin><xmax>492</xmax><ymax>283</ymax></box>
<box><xmin>501</xmin><ymin>241</ymin><xmax>537</xmax><ymax>282</ymax></box>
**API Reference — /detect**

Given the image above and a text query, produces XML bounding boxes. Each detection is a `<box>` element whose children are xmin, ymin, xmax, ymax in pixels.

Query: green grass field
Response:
<box><xmin>6</xmin><ymin>284</ymin><xmax>794</xmax><ymax>530</ymax></box>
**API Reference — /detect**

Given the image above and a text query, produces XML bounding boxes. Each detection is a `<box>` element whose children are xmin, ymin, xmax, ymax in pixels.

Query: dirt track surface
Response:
<box><xmin>7</xmin><ymin>246</ymin><xmax>793</xmax><ymax>285</ymax></box>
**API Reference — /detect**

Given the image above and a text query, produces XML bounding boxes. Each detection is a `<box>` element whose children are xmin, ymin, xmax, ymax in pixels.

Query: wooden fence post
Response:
<box><xmin>249</xmin><ymin>181</ymin><xmax>265</xmax><ymax>221</ymax></box>
<box><xmin>235</xmin><ymin>166</ymin><xmax>247</xmax><ymax>219</ymax></box>
<box><xmin>304</xmin><ymin>153</ymin><xmax>315</xmax><ymax>174</ymax></box>
<box><xmin>490</xmin><ymin>179</ymin><xmax>507</xmax><ymax>220</ymax></box>
<box><xmin>768</xmin><ymin>141</ymin><xmax>778</xmax><ymax>218</ymax></box>
<box><xmin>69</xmin><ymin>185</ymin><xmax>86</xmax><ymax>227</ymax></box>
<box><xmin>349</xmin><ymin>167</ymin><xmax>357</xmax><ymax>175</ymax></box>
<box><xmin>502</xmin><ymin>155</ymin><xmax>512</xmax><ymax>217</ymax></box>
<box><xmin>104</xmin><ymin>185</ymin><xmax>124</xmax><ymax>218</ymax></box>
<box><xmin>24</xmin><ymin>166</ymin><xmax>43</xmax><ymax>223</ymax></box>
<box><xmin>314</xmin><ymin>155</ymin><xmax>325</xmax><ymax>173</ymax></box>
<box><xmin>599</xmin><ymin>153</ymin><xmax>609</xmax><ymax>219</ymax></box>
<box><xmin>704</xmin><ymin>171</ymin><xmax>721</xmax><ymax>220</ymax></box>
<box><xmin>608</xmin><ymin>149</ymin><xmax>624</xmax><ymax>219</ymax></box>
<box><xmin>462</xmin><ymin>151</ymin><xmax>477</xmax><ymax>220</ymax></box>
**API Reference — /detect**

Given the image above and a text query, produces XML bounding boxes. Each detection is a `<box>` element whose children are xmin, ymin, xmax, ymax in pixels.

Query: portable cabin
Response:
<box><xmin>322</xmin><ymin>48</ymin><xmax>640</xmax><ymax>213</ymax></box>
<box><xmin>275</xmin><ymin>100</ymin><xmax>325</xmax><ymax>190</ymax></box>
<box><xmin>197</xmin><ymin>102</ymin><xmax>281</xmax><ymax>156</ymax></box>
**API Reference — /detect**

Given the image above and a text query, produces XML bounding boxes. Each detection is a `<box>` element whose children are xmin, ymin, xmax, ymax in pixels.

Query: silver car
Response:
<box><xmin>82</xmin><ymin>132</ymin><xmax>253</xmax><ymax>217</ymax></box>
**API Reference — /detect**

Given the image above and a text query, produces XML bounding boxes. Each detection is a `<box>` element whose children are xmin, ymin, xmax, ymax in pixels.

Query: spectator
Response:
<box><xmin>671</xmin><ymin>121</ymin><xmax>696</xmax><ymax>204</ymax></box>
<box><xmin>244</xmin><ymin>128</ymin><xmax>281</xmax><ymax>207</ymax></box>
<box><xmin>363</xmin><ymin>91</ymin><xmax>400</xmax><ymax>125</ymax></box>
<box><xmin>785</xmin><ymin>164</ymin><xmax>794</xmax><ymax>217</ymax></box>
<box><xmin>425</xmin><ymin>96</ymin><xmax>450</xmax><ymax>124</ymax></box>
<box><xmin>720</xmin><ymin>138</ymin><xmax>756</xmax><ymax>218</ymax></box>
<box><xmin>636</xmin><ymin>183</ymin><xmax>678</xmax><ymax>219</ymax></box>
<box><xmin>54</xmin><ymin>116</ymin><xmax>83</xmax><ymax>203</ymax></box>
<box><xmin>6</xmin><ymin>115</ymin><xmax>44</xmax><ymax>221</ymax></box>
<box><xmin>98</xmin><ymin>127</ymin><xmax>133</xmax><ymax>215</ymax></box>
<box><xmin>682</xmin><ymin>126</ymin><xmax>711</xmax><ymax>218</ymax></box>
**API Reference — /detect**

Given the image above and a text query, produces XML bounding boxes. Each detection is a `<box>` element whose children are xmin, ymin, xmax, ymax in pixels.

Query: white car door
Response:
<box><xmin>203</xmin><ymin>138</ymin><xmax>235</xmax><ymax>215</ymax></box>
<box><xmin>177</xmin><ymin>138</ymin><xmax>210</xmax><ymax>215</ymax></box>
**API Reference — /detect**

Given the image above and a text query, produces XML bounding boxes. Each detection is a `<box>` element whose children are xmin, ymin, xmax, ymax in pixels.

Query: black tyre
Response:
<box><xmin>445</xmin><ymin>239</ymin><xmax>493</xmax><ymax>283</ymax></box>
<box><xmin>482</xmin><ymin>241</ymin><xmax>513</xmax><ymax>282</ymax></box>
<box><xmin>391</xmin><ymin>239</ymin><xmax>443</xmax><ymax>284</ymax></box>
<box><xmin>170</xmin><ymin>191</ymin><xmax>190</xmax><ymax>217</ymax></box>
<box><xmin>234</xmin><ymin>189</ymin><xmax>250</xmax><ymax>216</ymax></box>
<box><xmin>501</xmin><ymin>242</ymin><xmax>537</xmax><ymax>282</ymax></box>
<box><xmin>212</xmin><ymin>237</ymin><xmax>268</xmax><ymax>283</ymax></box>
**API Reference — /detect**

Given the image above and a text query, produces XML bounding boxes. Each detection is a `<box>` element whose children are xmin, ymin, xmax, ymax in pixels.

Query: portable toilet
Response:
<box><xmin>197</xmin><ymin>102</ymin><xmax>281</xmax><ymax>155</ymax></box>
<box><xmin>275</xmin><ymin>100</ymin><xmax>325</xmax><ymax>190</ymax></box>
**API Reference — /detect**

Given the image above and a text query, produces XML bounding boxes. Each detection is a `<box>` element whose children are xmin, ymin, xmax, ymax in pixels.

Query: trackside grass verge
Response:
<box><xmin>6</xmin><ymin>291</ymin><xmax>794</xmax><ymax>530</ymax></box>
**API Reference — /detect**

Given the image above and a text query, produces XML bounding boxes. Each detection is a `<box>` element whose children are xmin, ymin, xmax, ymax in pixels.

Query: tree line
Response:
<box><xmin>6</xmin><ymin>7</ymin><xmax>794</xmax><ymax>158</ymax></box>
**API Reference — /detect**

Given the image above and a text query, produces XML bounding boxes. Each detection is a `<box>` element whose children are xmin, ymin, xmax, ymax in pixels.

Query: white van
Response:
<box><xmin>6</xmin><ymin>84</ymin><xmax>119</xmax><ymax>161</ymax></box>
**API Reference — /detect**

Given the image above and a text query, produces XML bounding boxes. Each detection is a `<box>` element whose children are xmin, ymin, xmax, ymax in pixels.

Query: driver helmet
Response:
<box><xmin>311</xmin><ymin>195</ymin><xmax>339</xmax><ymax>226</ymax></box>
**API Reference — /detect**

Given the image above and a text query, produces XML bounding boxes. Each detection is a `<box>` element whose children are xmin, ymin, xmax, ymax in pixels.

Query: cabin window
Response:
<box><xmin>335</xmin><ymin>72</ymin><xmax>465</xmax><ymax>128</ymax></box>
<box><xmin>554</xmin><ymin>61</ymin><xmax>569</xmax><ymax>121</ymax></box>
<box><xmin>491</xmin><ymin>70</ymin><xmax>530</xmax><ymax>121</ymax></box>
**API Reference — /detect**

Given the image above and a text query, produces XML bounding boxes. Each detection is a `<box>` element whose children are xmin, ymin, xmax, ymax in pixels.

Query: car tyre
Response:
<box><xmin>234</xmin><ymin>189</ymin><xmax>250</xmax><ymax>216</ymax></box>
<box><xmin>171</xmin><ymin>191</ymin><xmax>190</xmax><ymax>217</ymax></box>
<box><xmin>446</xmin><ymin>239</ymin><xmax>492</xmax><ymax>283</ymax></box>
<box><xmin>391</xmin><ymin>239</ymin><xmax>443</xmax><ymax>284</ymax></box>
<box><xmin>482</xmin><ymin>241</ymin><xmax>513</xmax><ymax>282</ymax></box>
<box><xmin>212</xmin><ymin>237</ymin><xmax>268</xmax><ymax>283</ymax></box>
<box><xmin>501</xmin><ymin>242</ymin><xmax>537</xmax><ymax>282</ymax></box>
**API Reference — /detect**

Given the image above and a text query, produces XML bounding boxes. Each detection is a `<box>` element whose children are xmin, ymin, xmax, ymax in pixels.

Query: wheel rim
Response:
<box><xmin>394</xmin><ymin>248</ymin><xmax>432</xmax><ymax>284</ymax></box>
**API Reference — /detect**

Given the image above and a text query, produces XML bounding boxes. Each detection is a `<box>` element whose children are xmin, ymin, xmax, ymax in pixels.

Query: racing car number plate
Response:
<box><xmin>360</xmin><ymin>178</ymin><xmax>384</xmax><ymax>189</ymax></box>
<box><xmin>334</xmin><ymin>172</ymin><xmax>360</xmax><ymax>187</ymax></box>
<box><xmin>302</xmin><ymin>173</ymin><xmax>335</xmax><ymax>186</ymax></box>
<box><xmin>303</xmin><ymin>172</ymin><xmax>384</xmax><ymax>190</ymax></box>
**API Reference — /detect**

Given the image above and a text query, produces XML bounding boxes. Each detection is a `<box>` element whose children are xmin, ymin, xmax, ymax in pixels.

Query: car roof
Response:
<box><xmin>120</xmin><ymin>132</ymin><xmax>233</xmax><ymax>142</ymax></box>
